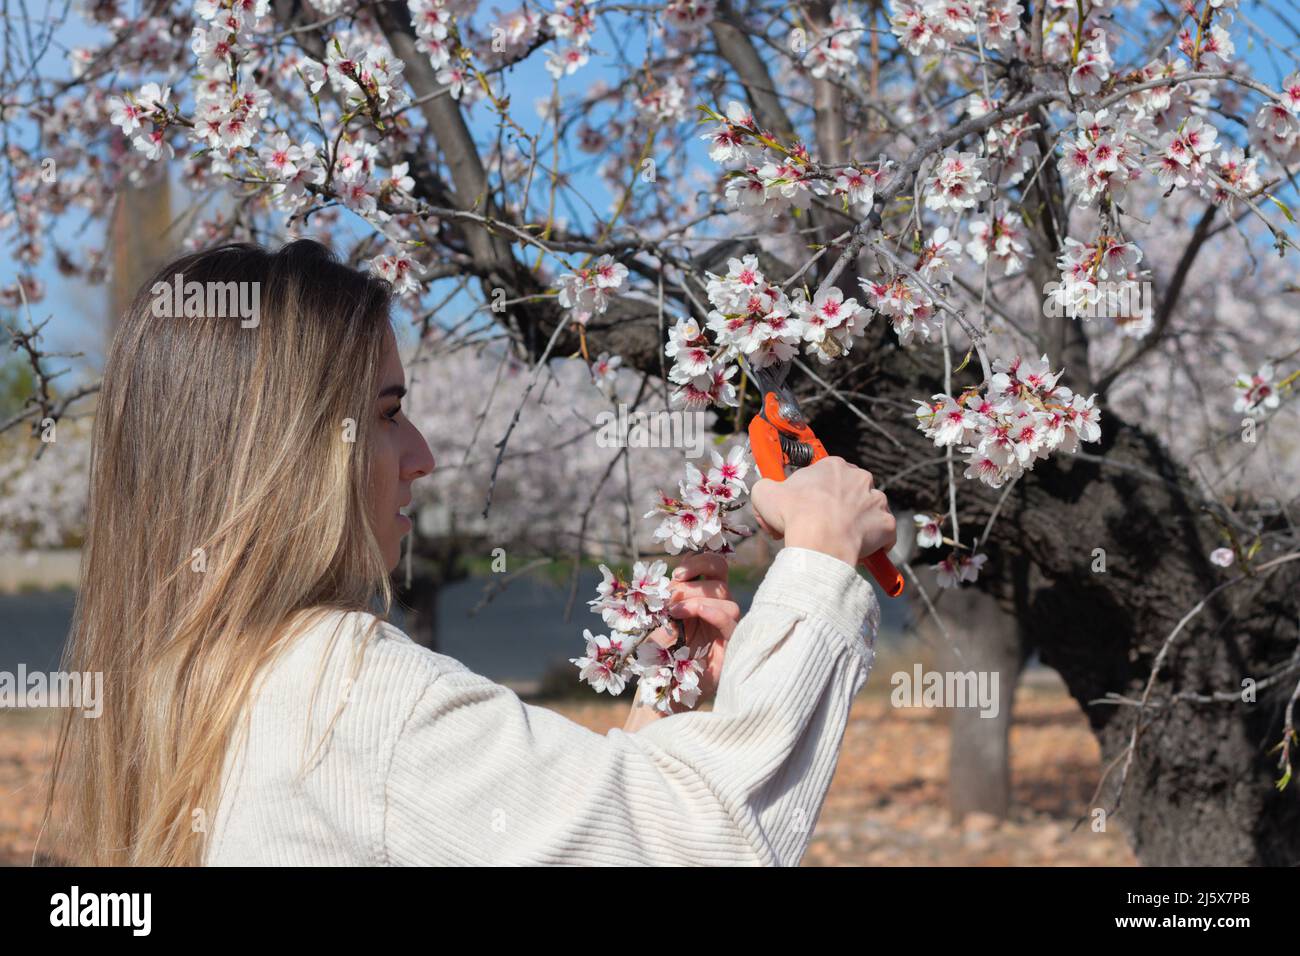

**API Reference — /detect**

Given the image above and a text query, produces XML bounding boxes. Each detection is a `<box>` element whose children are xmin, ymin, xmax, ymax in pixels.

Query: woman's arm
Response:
<box><xmin>381</xmin><ymin>546</ymin><xmax>879</xmax><ymax>866</ymax></box>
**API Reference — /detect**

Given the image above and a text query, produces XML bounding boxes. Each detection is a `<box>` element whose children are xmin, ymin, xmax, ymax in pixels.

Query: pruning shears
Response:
<box><xmin>741</xmin><ymin>356</ymin><xmax>905</xmax><ymax>598</ymax></box>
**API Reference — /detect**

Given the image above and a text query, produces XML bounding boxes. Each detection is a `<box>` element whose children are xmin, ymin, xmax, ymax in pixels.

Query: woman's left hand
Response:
<box><xmin>646</xmin><ymin>551</ymin><xmax>741</xmax><ymax>707</ymax></box>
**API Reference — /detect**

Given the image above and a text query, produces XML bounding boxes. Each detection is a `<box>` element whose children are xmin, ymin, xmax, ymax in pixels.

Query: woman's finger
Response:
<box><xmin>644</xmin><ymin>625</ymin><xmax>676</xmax><ymax>648</ymax></box>
<box><xmin>667</xmin><ymin>598</ymin><xmax>742</xmax><ymax>641</ymax></box>
<box><xmin>668</xmin><ymin>578</ymin><xmax>729</xmax><ymax>604</ymax></box>
<box><xmin>671</xmin><ymin>551</ymin><xmax>729</xmax><ymax>583</ymax></box>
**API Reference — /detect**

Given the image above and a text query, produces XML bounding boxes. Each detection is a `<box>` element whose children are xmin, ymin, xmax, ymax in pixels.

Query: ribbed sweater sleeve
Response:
<box><xmin>382</xmin><ymin>546</ymin><xmax>880</xmax><ymax>866</ymax></box>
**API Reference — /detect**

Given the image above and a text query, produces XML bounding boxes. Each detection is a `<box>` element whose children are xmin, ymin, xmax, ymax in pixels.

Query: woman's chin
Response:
<box><xmin>383</xmin><ymin>541</ymin><xmax>401</xmax><ymax>573</ymax></box>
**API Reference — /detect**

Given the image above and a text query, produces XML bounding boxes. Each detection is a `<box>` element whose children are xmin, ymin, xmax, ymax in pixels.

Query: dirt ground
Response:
<box><xmin>0</xmin><ymin>674</ymin><xmax>1136</xmax><ymax>867</ymax></box>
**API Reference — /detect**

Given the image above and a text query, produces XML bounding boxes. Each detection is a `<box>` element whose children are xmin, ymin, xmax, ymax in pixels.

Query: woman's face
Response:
<box><xmin>368</xmin><ymin>324</ymin><xmax>436</xmax><ymax>571</ymax></box>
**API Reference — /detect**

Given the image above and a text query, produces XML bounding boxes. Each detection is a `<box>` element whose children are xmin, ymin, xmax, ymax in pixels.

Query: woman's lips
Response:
<box><xmin>396</xmin><ymin>509</ymin><xmax>412</xmax><ymax>531</ymax></box>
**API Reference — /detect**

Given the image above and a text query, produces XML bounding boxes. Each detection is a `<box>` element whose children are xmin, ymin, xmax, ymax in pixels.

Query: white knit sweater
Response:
<box><xmin>203</xmin><ymin>546</ymin><xmax>880</xmax><ymax>866</ymax></box>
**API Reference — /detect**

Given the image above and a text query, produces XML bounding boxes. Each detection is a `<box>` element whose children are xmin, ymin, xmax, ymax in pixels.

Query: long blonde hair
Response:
<box><xmin>41</xmin><ymin>239</ymin><xmax>397</xmax><ymax>865</ymax></box>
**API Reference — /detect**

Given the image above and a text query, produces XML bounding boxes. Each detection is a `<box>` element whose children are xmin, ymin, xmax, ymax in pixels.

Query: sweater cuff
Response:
<box><xmin>751</xmin><ymin>546</ymin><xmax>881</xmax><ymax>659</ymax></box>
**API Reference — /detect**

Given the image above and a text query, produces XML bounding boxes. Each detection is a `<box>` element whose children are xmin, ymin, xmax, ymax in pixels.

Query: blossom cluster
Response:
<box><xmin>1148</xmin><ymin>117</ymin><xmax>1223</xmax><ymax>191</ymax></box>
<box><xmin>1050</xmin><ymin>233</ymin><xmax>1146</xmax><ymax>332</ymax></box>
<box><xmin>409</xmin><ymin>0</ymin><xmax>481</xmax><ymax>102</ymax></box>
<box><xmin>924</xmin><ymin>151</ymin><xmax>991</xmax><ymax>212</ymax></box>
<box><xmin>545</xmin><ymin>0</ymin><xmax>597</xmax><ymax>79</ymax></box>
<box><xmin>935</xmin><ymin>551</ymin><xmax>989</xmax><ymax>588</ymax></box>
<box><xmin>107</xmin><ymin>81</ymin><xmax>177</xmax><ymax>162</ymax></box>
<box><xmin>644</xmin><ymin>447</ymin><xmax>752</xmax><ymax>554</ymax></box>
<box><xmin>664</xmin><ymin>254</ymin><xmax>875</xmax><ymax>409</ymax></box>
<box><xmin>370</xmin><ymin>249</ymin><xmax>428</xmax><ymax>296</ymax></box>
<box><xmin>966</xmin><ymin>203</ymin><xmax>1028</xmax><ymax>276</ymax></box>
<box><xmin>801</xmin><ymin>3</ymin><xmax>868</xmax><ymax>81</ymax></box>
<box><xmin>857</xmin><ymin>227</ymin><xmax>970</xmax><ymax>347</ymax></box>
<box><xmin>571</xmin><ymin>559</ymin><xmax>710</xmax><ymax>713</ymax></box>
<box><xmin>1149</xmin><ymin>108</ymin><xmax>1258</xmax><ymax>213</ymax></box>
<box><xmin>664</xmin><ymin>316</ymin><xmax>739</xmax><ymax>409</ymax></box>
<box><xmin>704</xmin><ymin>101</ymin><xmax>826</xmax><ymax>215</ymax></box>
<box><xmin>888</xmin><ymin>0</ymin><xmax>1024</xmax><ymax>58</ymax></box>
<box><xmin>105</xmin><ymin>5</ymin><xmax>426</xmax><ymax>259</ymax></box>
<box><xmin>664</xmin><ymin>0</ymin><xmax>715</xmax><ymax>34</ymax></box>
<box><xmin>1177</xmin><ymin>13</ymin><xmax>1235</xmax><ymax>71</ymax></box>
<box><xmin>712</xmin><ymin>255</ymin><xmax>871</xmax><ymax>364</ymax></box>
<box><xmin>914</xmin><ymin>354</ymin><xmax>1102</xmax><ymax>488</ymax></box>
<box><xmin>1254</xmin><ymin>72</ymin><xmax>1300</xmax><ymax>165</ymax></box>
<box><xmin>555</xmin><ymin>254</ymin><xmax>629</xmax><ymax>325</ymax></box>
<box><xmin>1066</xmin><ymin>27</ymin><xmax>1114</xmax><ymax>96</ymax></box>
<box><xmin>636</xmin><ymin>76</ymin><xmax>689</xmax><ymax>126</ymax></box>
<box><xmin>302</xmin><ymin>33</ymin><xmax>410</xmax><ymax>112</ymax></box>
<box><xmin>702</xmin><ymin>98</ymin><xmax>895</xmax><ymax>220</ymax></box>
<box><xmin>573</xmin><ymin>444</ymin><xmax>753</xmax><ymax>713</ymax></box>
<box><xmin>832</xmin><ymin>163</ymin><xmax>892</xmax><ymax>212</ymax></box>
<box><xmin>1057</xmin><ymin>109</ymin><xmax>1144</xmax><ymax>207</ymax></box>
<box><xmin>912</xmin><ymin>513</ymin><xmax>989</xmax><ymax>587</ymax></box>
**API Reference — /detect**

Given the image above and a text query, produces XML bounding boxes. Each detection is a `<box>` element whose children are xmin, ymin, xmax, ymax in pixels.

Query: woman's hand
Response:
<box><xmin>622</xmin><ymin>552</ymin><xmax>741</xmax><ymax>730</ymax></box>
<box><xmin>749</xmin><ymin>456</ymin><xmax>897</xmax><ymax>567</ymax></box>
<box><xmin>661</xmin><ymin>551</ymin><xmax>742</xmax><ymax>706</ymax></box>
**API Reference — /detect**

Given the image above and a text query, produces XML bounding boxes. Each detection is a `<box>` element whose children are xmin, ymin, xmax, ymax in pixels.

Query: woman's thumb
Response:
<box><xmin>668</xmin><ymin>598</ymin><xmax>740</xmax><ymax>641</ymax></box>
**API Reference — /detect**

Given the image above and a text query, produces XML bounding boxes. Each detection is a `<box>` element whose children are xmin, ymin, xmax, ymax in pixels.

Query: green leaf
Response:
<box><xmin>1265</xmin><ymin>193</ymin><xmax>1296</xmax><ymax>223</ymax></box>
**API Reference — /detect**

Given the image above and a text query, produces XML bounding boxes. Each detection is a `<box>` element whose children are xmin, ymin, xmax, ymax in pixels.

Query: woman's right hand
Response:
<box><xmin>749</xmin><ymin>456</ymin><xmax>897</xmax><ymax>568</ymax></box>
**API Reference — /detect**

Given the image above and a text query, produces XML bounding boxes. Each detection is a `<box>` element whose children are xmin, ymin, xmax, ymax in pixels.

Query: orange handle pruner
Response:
<box><xmin>744</xmin><ymin>361</ymin><xmax>905</xmax><ymax>598</ymax></box>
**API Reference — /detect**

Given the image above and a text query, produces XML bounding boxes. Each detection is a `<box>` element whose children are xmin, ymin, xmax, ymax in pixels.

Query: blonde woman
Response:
<box><xmin>43</xmin><ymin>238</ymin><xmax>896</xmax><ymax>866</ymax></box>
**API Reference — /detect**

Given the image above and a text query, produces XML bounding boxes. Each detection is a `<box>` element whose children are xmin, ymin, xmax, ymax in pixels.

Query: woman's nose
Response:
<box><xmin>403</xmin><ymin>426</ymin><xmax>436</xmax><ymax>480</ymax></box>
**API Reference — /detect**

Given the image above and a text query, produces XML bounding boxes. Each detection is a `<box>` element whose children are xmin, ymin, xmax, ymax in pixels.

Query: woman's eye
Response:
<box><xmin>383</xmin><ymin>405</ymin><xmax>402</xmax><ymax>424</ymax></box>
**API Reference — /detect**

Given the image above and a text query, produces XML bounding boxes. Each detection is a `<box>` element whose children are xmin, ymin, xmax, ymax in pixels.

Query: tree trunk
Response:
<box><xmin>925</xmin><ymin>587</ymin><xmax>1025</xmax><ymax>824</ymax></box>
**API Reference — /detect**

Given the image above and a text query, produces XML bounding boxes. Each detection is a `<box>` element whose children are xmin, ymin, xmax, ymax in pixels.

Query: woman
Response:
<box><xmin>43</xmin><ymin>238</ymin><xmax>896</xmax><ymax>866</ymax></box>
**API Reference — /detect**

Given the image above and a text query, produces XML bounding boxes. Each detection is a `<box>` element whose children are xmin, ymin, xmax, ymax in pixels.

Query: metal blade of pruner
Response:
<box><xmin>739</xmin><ymin>355</ymin><xmax>826</xmax><ymax>471</ymax></box>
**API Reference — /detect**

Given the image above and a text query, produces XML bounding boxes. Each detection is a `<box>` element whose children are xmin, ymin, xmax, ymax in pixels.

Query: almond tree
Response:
<box><xmin>2</xmin><ymin>0</ymin><xmax>1299</xmax><ymax>863</ymax></box>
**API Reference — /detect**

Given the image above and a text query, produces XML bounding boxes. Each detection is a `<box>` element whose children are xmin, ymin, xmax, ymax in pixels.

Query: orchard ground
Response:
<box><xmin>0</xmin><ymin>664</ymin><xmax>1135</xmax><ymax>867</ymax></box>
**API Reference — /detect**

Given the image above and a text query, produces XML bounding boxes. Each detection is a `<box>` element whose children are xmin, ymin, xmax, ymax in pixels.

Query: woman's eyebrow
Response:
<box><xmin>378</xmin><ymin>384</ymin><xmax>407</xmax><ymax>400</ymax></box>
